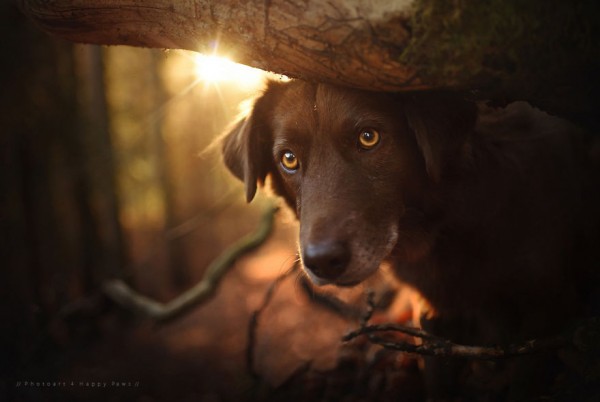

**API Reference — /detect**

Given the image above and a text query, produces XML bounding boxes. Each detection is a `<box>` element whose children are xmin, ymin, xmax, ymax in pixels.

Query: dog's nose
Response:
<box><xmin>302</xmin><ymin>241</ymin><xmax>350</xmax><ymax>281</ymax></box>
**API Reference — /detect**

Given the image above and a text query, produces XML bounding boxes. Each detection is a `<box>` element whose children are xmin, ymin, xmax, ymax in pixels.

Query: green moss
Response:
<box><xmin>400</xmin><ymin>0</ymin><xmax>600</xmax><ymax>94</ymax></box>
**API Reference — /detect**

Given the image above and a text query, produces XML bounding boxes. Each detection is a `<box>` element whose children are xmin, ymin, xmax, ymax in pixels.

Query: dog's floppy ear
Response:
<box><xmin>405</xmin><ymin>92</ymin><xmax>477</xmax><ymax>182</ymax></box>
<box><xmin>222</xmin><ymin>82</ymin><xmax>283</xmax><ymax>202</ymax></box>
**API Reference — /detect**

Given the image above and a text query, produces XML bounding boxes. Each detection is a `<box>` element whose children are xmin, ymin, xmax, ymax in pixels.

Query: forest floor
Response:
<box><xmin>11</xmin><ymin>220</ymin><xmax>424</xmax><ymax>402</ymax></box>
<box><xmin>12</xmin><ymin>217</ymin><xmax>599</xmax><ymax>402</ymax></box>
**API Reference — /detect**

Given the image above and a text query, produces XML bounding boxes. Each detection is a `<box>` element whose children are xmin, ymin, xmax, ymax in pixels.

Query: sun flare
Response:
<box><xmin>193</xmin><ymin>54</ymin><xmax>266</xmax><ymax>88</ymax></box>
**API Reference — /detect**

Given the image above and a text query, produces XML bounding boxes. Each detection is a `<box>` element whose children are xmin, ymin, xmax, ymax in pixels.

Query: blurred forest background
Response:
<box><xmin>4</xmin><ymin>1</ymin><xmax>600</xmax><ymax>401</ymax></box>
<box><xmin>2</xmin><ymin>3</ymin><xmax>387</xmax><ymax>401</ymax></box>
<box><xmin>7</xmin><ymin>2</ymin><xmax>598</xmax><ymax>401</ymax></box>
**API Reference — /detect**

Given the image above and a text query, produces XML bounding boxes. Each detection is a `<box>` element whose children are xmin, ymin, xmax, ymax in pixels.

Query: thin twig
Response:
<box><xmin>298</xmin><ymin>278</ymin><xmax>398</xmax><ymax>321</ymax></box>
<box><xmin>343</xmin><ymin>322</ymin><xmax>569</xmax><ymax>359</ymax></box>
<box><xmin>342</xmin><ymin>322</ymin><xmax>442</xmax><ymax>342</ymax></box>
<box><xmin>246</xmin><ymin>263</ymin><xmax>299</xmax><ymax>379</ymax></box>
<box><xmin>361</xmin><ymin>290</ymin><xmax>376</xmax><ymax>326</ymax></box>
<box><xmin>102</xmin><ymin>204</ymin><xmax>279</xmax><ymax>323</ymax></box>
<box><xmin>368</xmin><ymin>334</ymin><xmax>568</xmax><ymax>359</ymax></box>
<box><xmin>298</xmin><ymin>276</ymin><xmax>364</xmax><ymax>320</ymax></box>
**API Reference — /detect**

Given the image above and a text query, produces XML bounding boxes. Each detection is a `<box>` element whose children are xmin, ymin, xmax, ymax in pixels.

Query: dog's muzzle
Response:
<box><xmin>299</xmin><ymin>220</ymin><xmax>399</xmax><ymax>287</ymax></box>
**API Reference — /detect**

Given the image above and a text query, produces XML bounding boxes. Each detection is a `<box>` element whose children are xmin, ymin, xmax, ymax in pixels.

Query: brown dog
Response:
<box><xmin>222</xmin><ymin>79</ymin><xmax>599</xmax><ymax>398</ymax></box>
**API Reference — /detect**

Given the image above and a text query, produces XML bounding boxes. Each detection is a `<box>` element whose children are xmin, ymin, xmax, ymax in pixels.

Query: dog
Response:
<box><xmin>222</xmin><ymin>79</ymin><xmax>599</xmax><ymax>399</ymax></box>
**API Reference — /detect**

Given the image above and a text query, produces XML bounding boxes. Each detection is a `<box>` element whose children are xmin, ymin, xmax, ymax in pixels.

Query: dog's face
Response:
<box><xmin>222</xmin><ymin>80</ymin><xmax>476</xmax><ymax>286</ymax></box>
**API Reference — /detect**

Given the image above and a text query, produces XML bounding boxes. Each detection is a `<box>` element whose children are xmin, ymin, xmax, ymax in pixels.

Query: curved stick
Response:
<box><xmin>102</xmin><ymin>205</ymin><xmax>278</xmax><ymax>323</ymax></box>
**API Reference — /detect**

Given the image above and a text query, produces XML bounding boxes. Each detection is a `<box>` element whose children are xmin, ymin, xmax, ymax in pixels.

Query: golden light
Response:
<box><xmin>193</xmin><ymin>54</ymin><xmax>266</xmax><ymax>89</ymax></box>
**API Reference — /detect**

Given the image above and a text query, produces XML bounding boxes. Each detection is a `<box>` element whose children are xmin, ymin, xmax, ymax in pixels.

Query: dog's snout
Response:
<box><xmin>302</xmin><ymin>241</ymin><xmax>350</xmax><ymax>282</ymax></box>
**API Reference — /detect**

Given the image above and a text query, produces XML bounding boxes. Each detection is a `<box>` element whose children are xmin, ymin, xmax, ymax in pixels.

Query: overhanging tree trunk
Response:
<box><xmin>18</xmin><ymin>0</ymin><xmax>600</xmax><ymax>128</ymax></box>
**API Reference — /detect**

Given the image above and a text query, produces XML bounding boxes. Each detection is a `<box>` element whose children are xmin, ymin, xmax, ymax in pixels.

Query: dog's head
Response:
<box><xmin>222</xmin><ymin>80</ymin><xmax>476</xmax><ymax>286</ymax></box>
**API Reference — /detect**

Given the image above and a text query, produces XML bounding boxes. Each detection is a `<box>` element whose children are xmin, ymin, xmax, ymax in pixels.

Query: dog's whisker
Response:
<box><xmin>278</xmin><ymin>254</ymin><xmax>300</xmax><ymax>276</ymax></box>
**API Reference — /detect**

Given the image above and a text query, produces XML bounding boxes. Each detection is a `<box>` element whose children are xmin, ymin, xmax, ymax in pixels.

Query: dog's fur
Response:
<box><xmin>222</xmin><ymin>80</ymin><xmax>599</xmax><ymax>398</ymax></box>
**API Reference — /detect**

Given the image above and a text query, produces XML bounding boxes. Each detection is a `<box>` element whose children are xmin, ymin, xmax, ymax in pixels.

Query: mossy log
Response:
<box><xmin>18</xmin><ymin>0</ymin><xmax>600</xmax><ymax>127</ymax></box>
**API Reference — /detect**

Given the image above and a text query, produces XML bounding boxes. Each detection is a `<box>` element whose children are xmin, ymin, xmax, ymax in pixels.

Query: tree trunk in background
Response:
<box><xmin>18</xmin><ymin>0</ymin><xmax>600</xmax><ymax>129</ymax></box>
<box><xmin>74</xmin><ymin>45</ymin><xmax>127</xmax><ymax>284</ymax></box>
<box><xmin>0</xmin><ymin>2</ymin><xmax>124</xmax><ymax>388</ymax></box>
<box><xmin>147</xmin><ymin>52</ymin><xmax>190</xmax><ymax>289</ymax></box>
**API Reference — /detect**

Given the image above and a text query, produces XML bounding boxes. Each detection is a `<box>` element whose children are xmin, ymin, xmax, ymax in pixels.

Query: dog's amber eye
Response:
<box><xmin>358</xmin><ymin>129</ymin><xmax>380</xmax><ymax>150</ymax></box>
<box><xmin>281</xmin><ymin>151</ymin><xmax>299</xmax><ymax>171</ymax></box>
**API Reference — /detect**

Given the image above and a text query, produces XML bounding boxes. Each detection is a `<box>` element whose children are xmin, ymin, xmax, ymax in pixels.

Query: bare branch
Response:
<box><xmin>343</xmin><ymin>322</ymin><xmax>441</xmax><ymax>342</ymax></box>
<box><xmin>246</xmin><ymin>264</ymin><xmax>299</xmax><ymax>379</ymax></box>
<box><xmin>343</xmin><ymin>322</ymin><xmax>569</xmax><ymax>359</ymax></box>
<box><xmin>102</xmin><ymin>204</ymin><xmax>279</xmax><ymax>322</ymax></box>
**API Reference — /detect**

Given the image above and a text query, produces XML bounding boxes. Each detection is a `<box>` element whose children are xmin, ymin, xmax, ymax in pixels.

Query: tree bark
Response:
<box><xmin>18</xmin><ymin>0</ymin><xmax>419</xmax><ymax>90</ymax></box>
<box><xmin>18</xmin><ymin>0</ymin><xmax>600</xmax><ymax>128</ymax></box>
